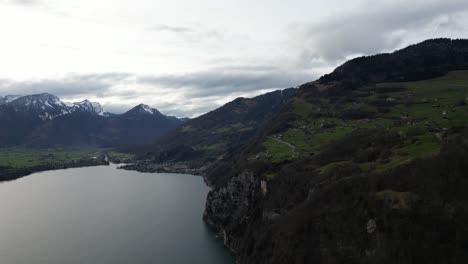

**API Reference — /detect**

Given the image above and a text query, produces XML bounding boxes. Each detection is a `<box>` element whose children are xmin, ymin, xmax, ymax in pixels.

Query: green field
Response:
<box><xmin>0</xmin><ymin>148</ymin><xmax>104</xmax><ymax>168</ymax></box>
<box><xmin>106</xmin><ymin>151</ymin><xmax>136</xmax><ymax>161</ymax></box>
<box><xmin>257</xmin><ymin>71</ymin><xmax>468</xmax><ymax>171</ymax></box>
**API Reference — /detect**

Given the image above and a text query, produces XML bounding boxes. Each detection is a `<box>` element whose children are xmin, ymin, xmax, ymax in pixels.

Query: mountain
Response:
<box><xmin>200</xmin><ymin>39</ymin><xmax>468</xmax><ymax>263</ymax></box>
<box><xmin>124</xmin><ymin>104</ymin><xmax>163</xmax><ymax>116</ymax></box>
<box><xmin>128</xmin><ymin>88</ymin><xmax>296</xmax><ymax>177</ymax></box>
<box><xmin>0</xmin><ymin>94</ymin><xmax>186</xmax><ymax>147</ymax></box>
<box><xmin>7</xmin><ymin>93</ymin><xmax>72</xmax><ymax>120</ymax></box>
<box><xmin>72</xmin><ymin>99</ymin><xmax>104</xmax><ymax>115</ymax></box>
<box><xmin>0</xmin><ymin>93</ymin><xmax>104</xmax><ymax>120</ymax></box>
<box><xmin>101</xmin><ymin>104</ymin><xmax>185</xmax><ymax>146</ymax></box>
<box><xmin>0</xmin><ymin>95</ymin><xmax>20</xmax><ymax>105</ymax></box>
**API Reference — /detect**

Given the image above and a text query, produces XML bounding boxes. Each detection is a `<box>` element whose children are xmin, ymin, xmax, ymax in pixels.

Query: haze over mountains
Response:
<box><xmin>0</xmin><ymin>93</ymin><xmax>186</xmax><ymax>147</ymax></box>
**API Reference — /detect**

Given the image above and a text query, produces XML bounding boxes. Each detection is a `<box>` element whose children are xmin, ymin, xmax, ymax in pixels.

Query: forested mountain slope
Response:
<box><xmin>204</xmin><ymin>38</ymin><xmax>468</xmax><ymax>264</ymax></box>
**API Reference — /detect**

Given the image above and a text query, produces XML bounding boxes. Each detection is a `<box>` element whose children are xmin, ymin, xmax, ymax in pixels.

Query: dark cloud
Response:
<box><xmin>139</xmin><ymin>67</ymin><xmax>313</xmax><ymax>98</ymax></box>
<box><xmin>0</xmin><ymin>73</ymin><xmax>130</xmax><ymax>98</ymax></box>
<box><xmin>292</xmin><ymin>0</ymin><xmax>468</xmax><ymax>66</ymax></box>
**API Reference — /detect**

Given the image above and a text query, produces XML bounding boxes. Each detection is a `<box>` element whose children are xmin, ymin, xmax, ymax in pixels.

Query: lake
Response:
<box><xmin>0</xmin><ymin>164</ymin><xmax>233</xmax><ymax>264</ymax></box>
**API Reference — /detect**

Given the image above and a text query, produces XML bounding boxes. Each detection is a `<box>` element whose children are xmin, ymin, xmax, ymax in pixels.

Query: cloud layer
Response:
<box><xmin>290</xmin><ymin>0</ymin><xmax>468</xmax><ymax>66</ymax></box>
<box><xmin>0</xmin><ymin>67</ymin><xmax>311</xmax><ymax>117</ymax></box>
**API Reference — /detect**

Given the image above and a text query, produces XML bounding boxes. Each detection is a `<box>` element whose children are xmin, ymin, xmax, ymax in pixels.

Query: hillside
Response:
<box><xmin>124</xmin><ymin>88</ymin><xmax>296</xmax><ymax>180</ymax></box>
<box><xmin>203</xmin><ymin>39</ymin><xmax>468</xmax><ymax>263</ymax></box>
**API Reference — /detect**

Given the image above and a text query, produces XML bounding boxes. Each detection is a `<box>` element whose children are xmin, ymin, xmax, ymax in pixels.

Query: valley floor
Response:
<box><xmin>0</xmin><ymin>148</ymin><xmax>111</xmax><ymax>182</ymax></box>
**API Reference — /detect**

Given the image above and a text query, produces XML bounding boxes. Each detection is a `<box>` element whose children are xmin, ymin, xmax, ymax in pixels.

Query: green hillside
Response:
<box><xmin>257</xmin><ymin>71</ymin><xmax>468</xmax><ymax>172</ymax></box>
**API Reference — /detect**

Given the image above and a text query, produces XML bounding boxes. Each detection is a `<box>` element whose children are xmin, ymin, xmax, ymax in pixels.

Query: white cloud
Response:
<box><xmin>289</xmin><ymin>0</ymin><xmax>468</xmax><ymax>65</ymax></box>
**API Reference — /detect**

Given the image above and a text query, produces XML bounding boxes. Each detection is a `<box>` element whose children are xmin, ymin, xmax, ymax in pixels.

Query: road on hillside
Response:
<box><xmin>269</xmin><ymin>137</ymin><xmax>297</xmax><ymax>156</ymax></box>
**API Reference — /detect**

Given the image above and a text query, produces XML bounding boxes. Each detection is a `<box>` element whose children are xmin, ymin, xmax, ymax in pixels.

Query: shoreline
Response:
<box><xmin>118</xmin><ymin>160</ymin><xmax>206</xmax><ymax>176</ymax></box>
<box><xmin>0</xmin><ymin>158</ymin><xmax>109</xmax><ymax>183</ymax></box>
<box><xmin>117</xmin><ymin>161</ymin><xmax>222</xmax><ymax>188</ymax></box>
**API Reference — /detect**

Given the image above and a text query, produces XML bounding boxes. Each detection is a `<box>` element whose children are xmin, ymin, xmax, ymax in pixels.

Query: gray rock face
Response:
<box><xmin>203</xmin><ymin>170</ymin><xmax>260</xmax><ymax>251</ymax></box>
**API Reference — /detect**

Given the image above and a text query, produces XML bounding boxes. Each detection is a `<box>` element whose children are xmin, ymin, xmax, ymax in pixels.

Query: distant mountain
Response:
<box><xmin>0</xmin><ymin>93</ymin><xmax>186</xmax><ymax>147</ymax></box>
<box><xmin>72</xmin><ymin>99</ymin><xmax>104</xmax><ymax>115</ymax></box>
<box><xmin>7</xmin><ymin>93</ymin><xmax>71</xmax><ymax>120</ymax></box>
<box><xmin>0</xmin><ymin>93</ymin><xmax>104</xmax><ymax>120</ymax></box>
<box><xmin>131</xmin><ymin>88</ymin><xmax>296</xmax><ymax>174</ymax></box>
<box><xmin>124</xmin><ymin>104</ymin><xmax>163</xmax><ymax>117</ymax></box>
<box><xmin>101</xmin><ymin>104</ymin><xmax>185</xmax><ymax>146</ymax></box>
<box><xmin>0</xmin><ymin>95</ymin><xmax>20</xmax><ymax>105</ymax></box>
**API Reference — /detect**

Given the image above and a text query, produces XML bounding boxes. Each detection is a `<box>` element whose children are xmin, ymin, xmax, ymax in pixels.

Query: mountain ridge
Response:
<box><xmin>0</xmin><ymin>93</ymin><xmax>186</xmax><ymax>147</ymax></box>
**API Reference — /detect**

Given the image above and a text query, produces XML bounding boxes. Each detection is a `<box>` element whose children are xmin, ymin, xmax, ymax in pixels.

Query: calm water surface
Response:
<box><xmin>0</xmin><ymin>164</ymin><xmax>233</xmax><ymax>264</ymax></box>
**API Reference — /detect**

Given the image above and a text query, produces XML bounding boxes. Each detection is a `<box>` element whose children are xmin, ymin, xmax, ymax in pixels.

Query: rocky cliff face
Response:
<box><xmin>204</xmin><ymin>171</ymin><xmax>261</xmax><ymax>253</ymax></box>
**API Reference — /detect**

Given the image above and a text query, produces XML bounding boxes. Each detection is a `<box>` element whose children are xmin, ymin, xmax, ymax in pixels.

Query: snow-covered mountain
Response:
<box><xmin>0</xmin><ymin>93</ymin><xmax>187</xmax><ymax>147</ymax></box>
<box><xmin>72</xmin><ymin>99</ymin><xmax>104</xmax><ymax>115</ymax></box>
<box><xmin>123</xmin><ymin>104</ymin><xmax>163</xmax><ymax>117</ymax></box>
<box><xmin>1</xmin><ymin>93</ymin><xmax>104</xmax><ymax>120</ymax></box>
<box><xmin>7</xmin><ymin>93</ymin><xmax>71</xmax><ymax>120</ymax></box>
<box><xmin>0</xmin><ymin>95</ymin><xmax>20</xmax><ymax>105</ymax></box>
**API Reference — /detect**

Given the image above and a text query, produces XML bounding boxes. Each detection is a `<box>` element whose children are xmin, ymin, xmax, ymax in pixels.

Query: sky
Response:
<box><xmin>0</xmin><ymin>0</ymin><xmax>467</xmax><ymax>117</ymax></box>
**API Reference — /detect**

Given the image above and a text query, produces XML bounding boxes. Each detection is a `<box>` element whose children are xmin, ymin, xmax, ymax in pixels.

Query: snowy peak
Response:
<box><xmin>1</xmin><ymin>93</ymin><xmax>105</xmax><ymax>120</ymax></box>
<box><xmin>72</xmin><ymin>99</ymin><xmax>104</xmax><ymax>115</ymax></box>
<box><xmin>8</xmin><ymin>93</ymin><xmax>70</xmax><ymax>120</ymax></box>
<box><xmin>0</xmin><ymin>95</ymin><xmax>20</xmax><ymax>105</ymax></box>
<box><xmin>1</xmin><ymin>93</ymin><xmax>177</xmax><ymax>122</ymax></box>
<box><xmin>10</xmin><ymin>93</ymin><xmax>64</xmax><ymax>108</ymax></box>
<box><xmin>127</xmin><ymin>104</ymin><xmax>163</xmax><ymax>116</ymax></box>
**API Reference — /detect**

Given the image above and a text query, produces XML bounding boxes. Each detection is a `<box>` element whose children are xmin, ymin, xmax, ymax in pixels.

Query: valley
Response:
<box><xmin>0</xmin><ymin>147</ymin><xmax>109</xmax><ymax>182</ymax></box>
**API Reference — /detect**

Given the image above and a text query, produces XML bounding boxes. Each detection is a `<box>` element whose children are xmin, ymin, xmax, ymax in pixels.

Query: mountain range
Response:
<box><xmin>0</xmin><ymin>93</ymin><xmax>186</xmax><ymax>147</ymax></box>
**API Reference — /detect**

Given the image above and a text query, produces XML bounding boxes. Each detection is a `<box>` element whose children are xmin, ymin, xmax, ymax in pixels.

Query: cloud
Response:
<box><xmin>290</xmin><ymin>0</ymin><xmax>468</xmax><ymax>66</ymax></box>
<box><xmin>150</xmin><ymin>24</ymin><xmax>193</xmax><ymax>33</ymax></box>
<box><xmin>0</xmin><ymin>0</ymin><xmax>68</xmax><ymax>16</ymax></box>
<box><xmin>0</xmin><ymin>66</ymin><xmax>307</xmax><ymax>118</ymax></box>
<box><xmin>0</xmin><ymin>73</ymin><xmax>130</xmax><ymax>99</ymax></box>
<box><xmin>11</xmin><ymin>0</ymin><xmax>38</xmax><ymax>6</ymax></box>
<box><xmin>148</xmin><ymin>23</ymin><xmax>223</xmax><ymax>45</ymax></box>
<box><xmin>0</xmin><ymin>0</ymin><xmax>43</xmax><ymax>7</ymax></box>
<box><xmin>139</xmin><ymin>66</ymin><xmax>313</xmax><ymax>98</ymax></box>
<box><xmin>2</xmin><ymin>0</ymin><xmax>467</xmax><ymax>118</ymax></box>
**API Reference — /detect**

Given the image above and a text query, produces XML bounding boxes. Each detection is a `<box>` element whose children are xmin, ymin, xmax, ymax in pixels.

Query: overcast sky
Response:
<box><xmin>0</xmin><ymin>0</ymin><xmax>467</xmax><ymax>117</ymax></box>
